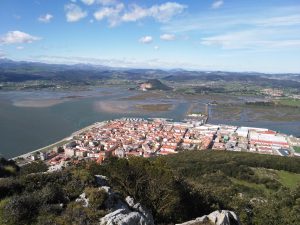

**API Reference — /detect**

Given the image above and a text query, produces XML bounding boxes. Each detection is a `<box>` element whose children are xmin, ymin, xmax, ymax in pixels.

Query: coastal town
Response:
<box><xmin>13</xmin><ymin>117</ymin><xmax>300</xmax><ymax>170</ymax></box>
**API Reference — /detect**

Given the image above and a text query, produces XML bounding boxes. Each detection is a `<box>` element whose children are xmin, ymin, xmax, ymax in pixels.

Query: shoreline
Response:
<box><xmin>9</xmin><ymin>117</ymin><xmax>300</xmax><ymax>163</ymax></box>
<box><xmin>10</xmin><ymin>121</ymin><xmax>107</xmax><ymax>161</ymax></box>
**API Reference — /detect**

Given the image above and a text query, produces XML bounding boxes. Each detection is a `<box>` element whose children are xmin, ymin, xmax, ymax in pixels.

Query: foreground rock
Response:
<box><xmin>176</xmin><ymin>210</ymin><xmax>240</xmax><ymax>225</ymax></box>
<box><xmin>78</xmin><ymin>175</ymin><xmax>239</xmax><ymax>225</ymax></box>
<box><xmin>77</xmin><ymin>175</ymin><xmax>154</xmax><ymax>225</ymax></box>
<box><xmin>99</xmin><ymin>196</ymin><xmax>154</xmax><ymax>225</ymax></box>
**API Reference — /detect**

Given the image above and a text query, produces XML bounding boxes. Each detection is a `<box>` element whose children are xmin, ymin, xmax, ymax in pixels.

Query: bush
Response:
<box><xmin>0</xmin><ymin>158</ymin><xmax>19</xmax><ymax>178</ymax></box>
<box><xmin>0</xmin><ymin>178</ymin><xmax>23</xmax><ymax>199</ymax></box>
<box><xmin>20</xmin><ymin>161</ymin><xmax>48</xmax><ymax>175</ymax></box>
<box><xmin>4</xmin><ymin>193</ymin><xmax>41</xmax><ymax>224</ymax></box>
<box><xmin>84</xmin><ymin>187</ymin><xmax>108</xmax><ymax>210</ymax></box>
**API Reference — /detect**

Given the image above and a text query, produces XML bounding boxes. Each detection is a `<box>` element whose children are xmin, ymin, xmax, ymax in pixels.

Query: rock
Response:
<box><xmin>100</xmin><ymin>186</ymin><xmax>128</xmax><ymax>211</ymax></box>
<box><xmin>94</xmin><ymin>175</ymin><xmax>154</xmax><ymax>225</ymax></box>
<box><xmin>125</xmin><ymin>196</ymin><xmax>154</xmax><ymax>224</ymax></box>
<box><xmin>176</xmin><ymin>210</ymin><xmax>241</xmax><ymax>225</ymax></box>
<box><xmin>125</xmin><ymin>196</ymin><xmax>135</xmax><ymax>207</ymax></box>
<box><xmin>95</xmin><ymin>175</ymin><xmax>109</xmax><ymax>187</ymax></box>
<box><xmin>100</xmin><ymin>196</ymin><xmax>154</xmax><ymax>225</ymax></box>
<box><xmin>99</xmin><ymin>208</ymin><xmax>153</xmax><ymax>225</ymax></box>
<box><xmin>75</xmin><ymin>192</ymin><xmax>89</xmax><ymax>207</ymax></box>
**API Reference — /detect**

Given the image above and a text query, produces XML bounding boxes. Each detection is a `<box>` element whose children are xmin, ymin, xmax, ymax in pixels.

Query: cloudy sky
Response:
<box><xmin>0</xmin><ymin>0</ymin><xmax>300</xmax><ymax>72</ymax></box>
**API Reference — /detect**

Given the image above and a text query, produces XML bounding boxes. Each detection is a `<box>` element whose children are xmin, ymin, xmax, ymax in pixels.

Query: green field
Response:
<box><xmin>253</xmin><ymin>167</ymin><xmax>300</xmax><ymax>189</ymax></box>
<box><xmin>276</xmin><ymin>170</ymin><xmax>300</xmax><ymax>189</ymax></box>
<box><xmin>294</xmin><ymin>146</ymin><xmax>300</xmax><ymax>153</ymax></box>
<box><xmin>276</xmin><ymin>98</ymin><xmax>300</xmax><ymax>107</ymax></box>
<box><xmin>230</xmin><ymin>177</ymin><xmax>269</xmax><ymax>193</ymax></box>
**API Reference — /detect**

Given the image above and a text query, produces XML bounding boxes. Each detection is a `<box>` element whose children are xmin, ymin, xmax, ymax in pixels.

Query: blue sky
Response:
<box><xmin>0</xmin><ymin>0</ymin><xmax>300</xmax><ymax>72</ymax></box>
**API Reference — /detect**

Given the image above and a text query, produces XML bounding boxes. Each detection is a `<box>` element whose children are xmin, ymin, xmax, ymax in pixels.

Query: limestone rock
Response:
<box><xmin>94</xmin><ymin>175</ymin><xmax>154</xmax><ymax>225</ymax></box>
<box><xmin>176</xmin><ymin>210</ymin><xmax>240</xmax><ymax>225</ymax></box>
<box><xmin>99</xmin><ymin>208</ymin><xmax>153</xmax><ymax>225</ymax></box>
<box><xmin>99</xmin><ymin>196</ymin><xmax>154</xmax><ymax>225</ymax></box>
<box><xmin>75</xmin><ymin>192</ymin><xmax>89</xmax><ymax>207</ymax></box>
<box><xmin>125</xmin><ymin>196</ymin><xmax>154</xmax><ymax>224</ymax></box>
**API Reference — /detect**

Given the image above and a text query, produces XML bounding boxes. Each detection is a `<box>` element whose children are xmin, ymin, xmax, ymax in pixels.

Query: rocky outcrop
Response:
<box><xmin>78</xmin><ymin>175</ymin><xmax>239</xmax><ymax>225</ymax></box>
<box><xmin>99</xmin><ymin>195</ymin><xmax>154</xmax><ymax>225</ymax></box>
<box><xmin>75</xmin><ymin>192</ymin><xmax>89</xmax><ymax>207</ymax></box>
<box><xmin>99</xmin><ymin>208</ymin><xmax>153</xmax><ymax>225</ymax></box>
<box><xmin>176</xmin><ymin>210</ymin><xmax>240</xmax><ymax>225</ymax></box>
<box><xmin>76</xmin><ymin>175</ymin><xmax>154</xmax><ymax>225</ymax></box>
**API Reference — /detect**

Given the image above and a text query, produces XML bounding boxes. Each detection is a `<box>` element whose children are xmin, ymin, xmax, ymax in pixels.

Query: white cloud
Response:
<box><xmin>149</xmin><ymin>2</ymin><xmax>187</xmax><ymax>22</ymax></box>
<box><xmin>212</xmin><ymin>0</ymin><xmax>224</xmax><ymax>9</ymax></box>
<box><xmin>256</xmin><ymin>15</ymin><xmax>300</xmax><ymax>27</ymax></box>
<box><xmin>154</xmin><ymin>45</ymin><xmax>159</xmax><ymax>50</ymax></box>
<box><xmin>81</xmin><ymin>0</ymin><xmax>95</xmax><ymax>5</ymax></box>
<box><xmin>65</xmin><ymin>3</ymin><xmax>87</xmax><ymax>22</ymax></box>
<box><xmin>0</xmin><ymin>31</ymin><xmax>41</xmax><ymax>45</ymax></box>
<box><xmin>200</xmin><ymin>29</ymin><xmax>300</xmax><ymax>50</ymax></box>
<box><xmin>122</xmin><ymin>2</ymin><xmax>186</xmax><ymax>23</ymax></box>
<box><xmin>91</xmin><ymin>2</ymin><xmax>186</xmax><ymax>27</ymax></box>
<box><xmin>97</xmin><ymin>0</ymin><xmax>117</xmax><ymax>5</ymax></box>
<box><xmin>122</xmin><ymin>4</ymin><xmax>148</xmax><ymax>22</ymax></box>
<box><xmin>29</xmin><ymin>55</ymin><xmax>203</xmax><ymax>70</ymax></box>
<box><xmin>16</xmin><ymin>46</ymin><xmax>24</xmax><ymax>50</ymax></box>
<box><xmin>160</xmin><ymin>33</ymin><xmax>175</xmax><ymax>41</ymax></box>
<box><xmin>201</xmin><ymin>30</ymin><xmax>255</xmax><ymax>49</ymax></box>
<box><xmin>94</xmin><ymin>3</ymin><xmax>124</xmax><ymax>26</ymax></box>
<box><xmin>38</xmin><ymin>13</ymin><xmax>53</xmax><ymax>23</ymax></box>
<box><xmin>162</xmin><ymin>6</ymin><xmax>300</xmax><ymax>34</ymax></box>
<box><xmin>139</xmin><ymin>36</ymin><xmax>153</xmax><ymax>44</ymax></box>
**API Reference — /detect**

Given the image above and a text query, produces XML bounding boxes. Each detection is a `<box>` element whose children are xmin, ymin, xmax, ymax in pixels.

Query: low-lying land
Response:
<box><xmin>135</xmin><ymin>103</ymin><xmax>174</xmax><ymax>112</ymax></box>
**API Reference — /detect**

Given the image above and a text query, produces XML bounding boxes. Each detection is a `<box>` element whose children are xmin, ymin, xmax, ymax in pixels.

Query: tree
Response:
<box><xmin>20</xmin><ymin>160</ymin><xmax>48</xmax><ymax>175</ymax></box>
<box><xmin>4</xmin><ymin>193</ymin><xmax>41</xmax><ymax>225</ymax></box>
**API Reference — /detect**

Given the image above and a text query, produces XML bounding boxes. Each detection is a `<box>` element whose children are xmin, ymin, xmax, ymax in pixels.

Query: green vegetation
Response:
<box><xmin>20</xmin><ymin>161</ymin><xmax>48</xmax><ymax>175</ymax></box>
<box><xmin>162</xmin><ymin>151</ymin><xmax>300</xmax><ymax>225</ymax></box>
<box><xmin>135</xmin><ymin>103</ymin><xmax>173</xmax><ymax>112</ymax></box>
<box><xmin>293</xmin><ymin>146</ymin><xmax>300</xmax><ymax>153</ymax></box>
<box><xmin>1</xmin><ymin>151</ymin><xmax>300</xmax><ymax>225</ymax></box>
<box><xmin>275</xmin><ymin>98</ymin><xmax>300</xmax><ymax>107</ymax></box>
<box><xmin>276</xmin><ymin>170</ymin><xmax>300</xmax><ymax>189</ymax></box>
<box><xmin>0</xmin><ymin>158</ymin><xmax>19</xmax><ymax>177</ymax></box>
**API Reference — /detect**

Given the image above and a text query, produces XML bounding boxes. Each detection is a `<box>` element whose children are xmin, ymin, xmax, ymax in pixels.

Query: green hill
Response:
<box><xmin>0</xmin><ymin>151</ymin><xmax>300</xmax><ymax>225</ymax></box>
<box><xmin>140</xmin><ymin>79</ymin><xmax>172</xmax><ymax>91</ymax></box>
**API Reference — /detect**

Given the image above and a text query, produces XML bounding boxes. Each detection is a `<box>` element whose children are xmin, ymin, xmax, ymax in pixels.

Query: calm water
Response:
<box><xmin>0</xmin><ymin>88</ymin><xmax>189</xmax><ymax>158</ymax></box>
<box><xmin>0</xmin><ymin>88</ymin><xmax>299</xmax><ymax>158</ymax></box>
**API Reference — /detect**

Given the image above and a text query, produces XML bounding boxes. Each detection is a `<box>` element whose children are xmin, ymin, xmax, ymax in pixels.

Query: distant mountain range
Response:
<box><xmin>0</xmin><ymin>58</ymin><xmax>299</xmax><ymax>87</ymax></box>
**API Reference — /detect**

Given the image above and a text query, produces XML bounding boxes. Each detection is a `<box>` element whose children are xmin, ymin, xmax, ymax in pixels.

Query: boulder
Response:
<box><xmin>99</xmin><ymin>208</ymin><xmax>153</xmax><ymax>225</ymax></box>
<box><xmin>75</xmin><ymin>192</ymin><xmax>89</xmax><ymax>207</ymax></box>
<box><xmin>176</xmin><ymin>210</ymin><xmax>240</xmax><ymax>225</ymax></box>
<box><xmin>125</xmin><ymin>196</ymin><xmax>154</xmax><ymax>224</ymax></box>
<box><xmin>99</xmin><ymin>196</ymin><xmax>154</xmax><ymax>225</ymax></box>
<box><xmin>93</xmin><ymin>175</ymin><xmax>154</xmax><ymax>225</ymax></box>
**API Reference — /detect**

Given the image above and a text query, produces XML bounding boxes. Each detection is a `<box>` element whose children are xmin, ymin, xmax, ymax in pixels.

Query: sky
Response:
<box><xmin>0</xmin><ymin>0</ymin><xmax>300</xmax><ymax>73</ymax></box>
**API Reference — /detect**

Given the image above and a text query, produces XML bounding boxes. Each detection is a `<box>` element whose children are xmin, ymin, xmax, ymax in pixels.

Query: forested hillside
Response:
<box><xmin>0</xmin><ymin>151</ymin><xmax>300</xmax><ymax>225</ymax></box>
